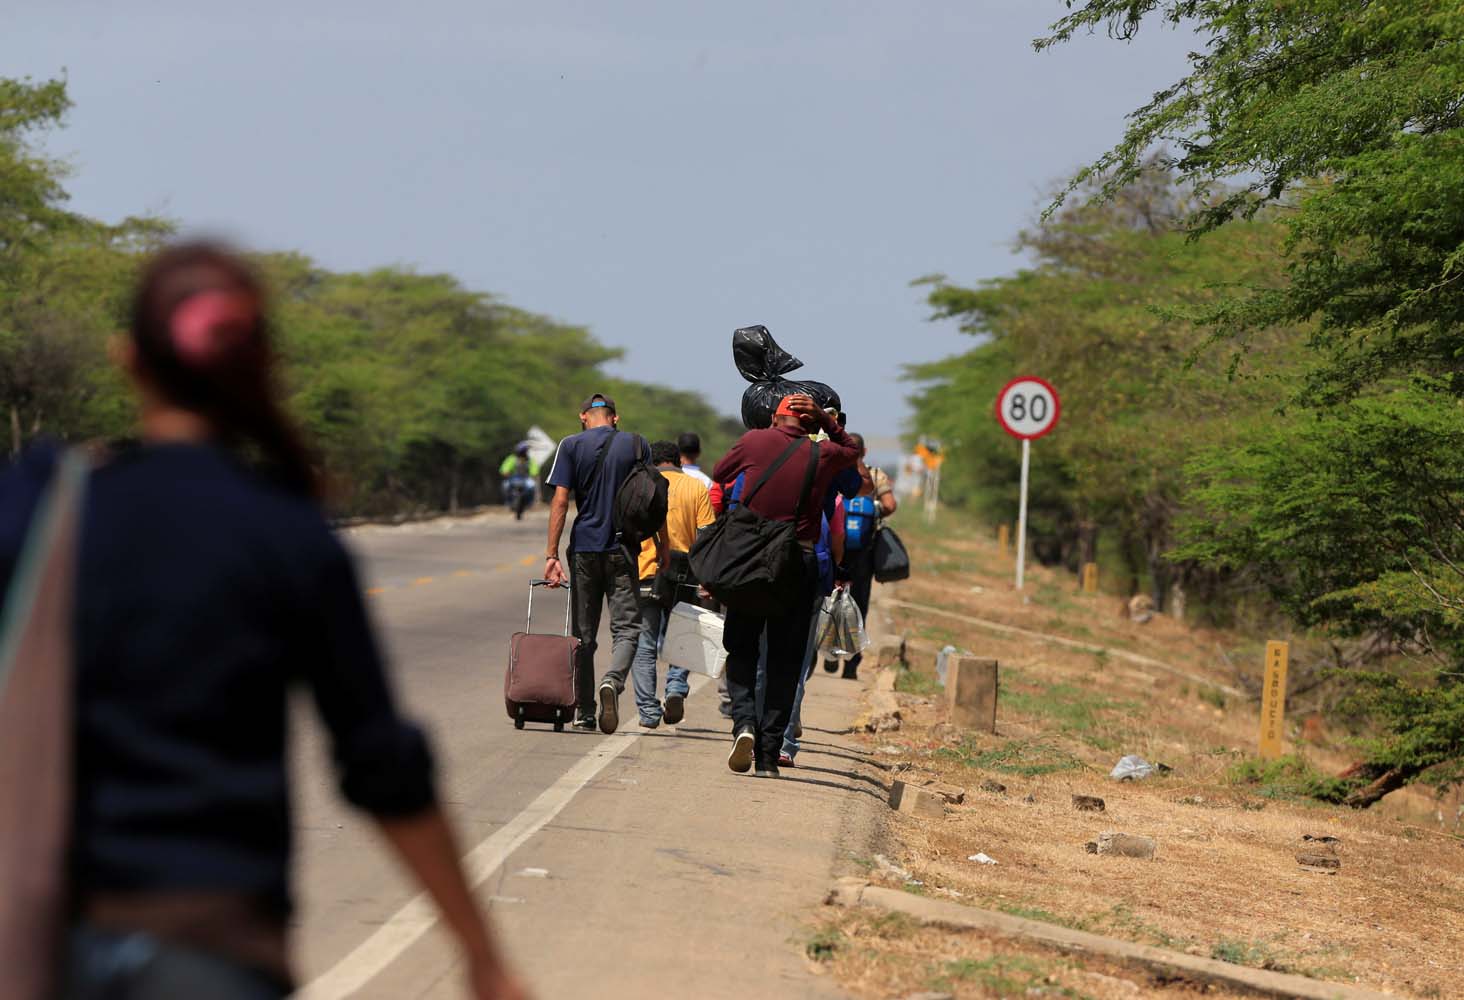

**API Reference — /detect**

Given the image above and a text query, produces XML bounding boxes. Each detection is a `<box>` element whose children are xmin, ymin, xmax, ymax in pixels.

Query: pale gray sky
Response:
<box><xmin>7</xmin><ymin>1</ymin><xmax>1191</xmax><ymax>438</ymax></box>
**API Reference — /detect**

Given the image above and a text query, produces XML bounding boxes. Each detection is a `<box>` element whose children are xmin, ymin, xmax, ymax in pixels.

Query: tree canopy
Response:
<box><xmin>0</xmin><ymin>77</ymin><xmax>741</xmax><ymax>514</ymax></box>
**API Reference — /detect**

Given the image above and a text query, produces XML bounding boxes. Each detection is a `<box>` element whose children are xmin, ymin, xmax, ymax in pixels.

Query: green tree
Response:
<box><xmin>1041</xmin><ymin>2</ymin><xmax>1464</xmax><ymax>801</ymax></box>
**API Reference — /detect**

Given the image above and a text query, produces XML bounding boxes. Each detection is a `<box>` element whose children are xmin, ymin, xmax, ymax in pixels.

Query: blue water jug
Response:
<box><xmin>845</xmin><ymin>495</ymin><xmax>878</xmax><ymax>551</ymax></box>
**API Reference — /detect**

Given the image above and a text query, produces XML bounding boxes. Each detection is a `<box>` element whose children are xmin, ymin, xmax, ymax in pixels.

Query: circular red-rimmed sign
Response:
<box><xmin>995</xmin><ymin>376</ymin><xmax>1061</xmax><ymax>440</ymax></box>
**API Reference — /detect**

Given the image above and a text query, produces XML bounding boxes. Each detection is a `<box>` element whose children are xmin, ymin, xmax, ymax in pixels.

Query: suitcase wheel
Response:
<box><xmin>514</xmin><ymin>706</ymin><xmax>526</xmax><ymax>730</ymax></box>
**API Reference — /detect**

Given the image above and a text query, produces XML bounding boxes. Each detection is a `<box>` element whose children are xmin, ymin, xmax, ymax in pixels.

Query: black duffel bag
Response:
<box><xmin>689</xmin><ymin>437</ymin><xmax>819</xmax><ymax>616</ymax></box>
<box><xmin>872</xmin><ymin>526</ymin><xmax>911</xmax><ymax>583</ymax></box>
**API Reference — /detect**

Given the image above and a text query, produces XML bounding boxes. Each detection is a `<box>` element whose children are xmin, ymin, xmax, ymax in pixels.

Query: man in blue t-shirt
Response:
<box><xmin>544</xmin><ymin>393</ymin><xmax>653</xmax><ymax>733</ymax></box>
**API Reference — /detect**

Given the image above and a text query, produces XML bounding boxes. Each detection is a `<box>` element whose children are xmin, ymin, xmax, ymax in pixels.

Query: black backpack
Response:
<box><xmin>588</xmin><ymin>429</ymin><xmax>668</xmax><ymax>547</ymax></box>
<box><xmin>688</xmin><ymin>437</ymin><xmax>819</xmax><ymax>616</ymax></box>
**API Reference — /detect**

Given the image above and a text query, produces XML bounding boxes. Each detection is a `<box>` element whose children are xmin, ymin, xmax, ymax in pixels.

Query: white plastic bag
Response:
<box><xmin>816</xmin><ymin>588</ymin><xmax>870</xmax><ymax>660</ymax></box>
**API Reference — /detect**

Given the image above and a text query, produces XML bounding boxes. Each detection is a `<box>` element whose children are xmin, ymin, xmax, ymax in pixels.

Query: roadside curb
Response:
<box><xmin>884</xmin><ymin>597</ymin><xmax>1248</xmax><ymax>700</ymax></box>
<box><xmin>825</xmin><ymin>878</ymin><xmax>1393</xmax><ymax>1000</ymax></box>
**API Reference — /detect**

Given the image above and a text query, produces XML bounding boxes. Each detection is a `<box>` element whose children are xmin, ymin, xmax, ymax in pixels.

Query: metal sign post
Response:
<box><xmin>995</xmin><ymin>376</ymin><xmax>1061</xmax><ymax>590</ymax></box>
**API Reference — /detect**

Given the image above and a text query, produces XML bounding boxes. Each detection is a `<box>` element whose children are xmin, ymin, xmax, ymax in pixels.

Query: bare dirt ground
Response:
<box><xmin>806</xmin><ymin>514</ymin><xmax>1464</xmax><ymax>1000</ymax></box>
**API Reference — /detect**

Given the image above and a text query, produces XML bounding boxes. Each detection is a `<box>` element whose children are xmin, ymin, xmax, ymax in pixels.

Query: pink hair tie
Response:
<box><xmin>169</xmin><ymin>290</ymin><xmax>257</xmax><ymax>367</ymax></box>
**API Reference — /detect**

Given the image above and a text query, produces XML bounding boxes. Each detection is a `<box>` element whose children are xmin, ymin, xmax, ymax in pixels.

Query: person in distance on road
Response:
<box><xmin>711</xmin><ymin>394</ymin><xmax>858</xmax><ymax>777</ymax></box>
<box><xmin>543</xmin><ymin>393</ymin><xmax>653</xmax><ymax>733</ymax></box>
<box><xmin>629</xmin><ymin>441</ymin><xmax>715</xmax><ymax>728</ymax></box>
<box><xmin>0</xmin><ymin>243</ymin><xmax>523</xmax><ymax>1000</ymax></box>
<box><xmin>676</xmin><ymin>432</ymin><xmax>713</xmax><ymax>490</ymax></box>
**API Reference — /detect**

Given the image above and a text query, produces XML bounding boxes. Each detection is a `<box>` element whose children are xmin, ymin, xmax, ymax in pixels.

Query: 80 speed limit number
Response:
<box><xmin>995</xmin><ymin>377</ymin><xmax>1060</xmax><ymax>440</ymax></box>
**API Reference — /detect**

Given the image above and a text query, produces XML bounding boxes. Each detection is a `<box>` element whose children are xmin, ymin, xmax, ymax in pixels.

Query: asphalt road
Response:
<box><xmin>286</xmin><ymin>508</ymin><xmax>882</xmax><ymax>998</ymax></box>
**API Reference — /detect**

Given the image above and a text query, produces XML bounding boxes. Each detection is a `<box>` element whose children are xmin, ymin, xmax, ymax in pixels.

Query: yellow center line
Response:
<box><xmin>365</xmin><ymin>587</ymin><xmax>386</xmax><ymax>597</ymax></box>
<box><xmin>413</xmin><ymin>577</ymin><xmax>435</xmax><ymax>586</ymax></box>
<box><xmin>518</xmin><ymin>555</ymin><xmax>536</xmax><ymax>566</ymax></box>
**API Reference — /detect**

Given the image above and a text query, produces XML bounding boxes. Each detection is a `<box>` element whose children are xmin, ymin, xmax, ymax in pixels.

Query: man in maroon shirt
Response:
<box><xmin>711</xmin><ymin>394</ymin><xmax>859</xmax><ymax>776</ymax></box>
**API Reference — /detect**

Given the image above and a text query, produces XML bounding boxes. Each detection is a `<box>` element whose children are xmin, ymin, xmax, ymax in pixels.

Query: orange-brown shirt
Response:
<box><xmin>638</xmin><ymin>467</ymin><xmax>715</xmax><ymax>580</ymax></box>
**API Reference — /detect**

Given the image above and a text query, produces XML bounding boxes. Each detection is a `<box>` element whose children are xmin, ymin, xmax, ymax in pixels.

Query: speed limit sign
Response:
<box><xmin>995</xmin><ymin>377</ymin><xmax>1060</xmax><ymax>440</ymax></box>
<box><xmin>994</xmin><ymin>376</ymin><xmax>1060</xmax><ymax>590</ymax></box>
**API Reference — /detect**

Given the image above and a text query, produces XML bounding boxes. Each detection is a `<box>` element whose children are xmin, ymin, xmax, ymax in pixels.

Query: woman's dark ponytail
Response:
<box><xmin>131</xmin><ymin>242</ymin><xmax>321</xmax><ymax>499</ymax></box>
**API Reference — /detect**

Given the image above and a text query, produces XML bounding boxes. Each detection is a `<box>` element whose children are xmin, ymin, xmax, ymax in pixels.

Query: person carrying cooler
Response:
<box><xmin>0</xmin><ymin>242</ymin><xmax>523</xmax><ymax>1000</ymax></box>
<box><xmin>710</xmin><ymin>394</ymin><xmax>858</xmax><ymax>777</ymax></box>
<box><xmin>543</xmin><ymin>393</ymin><xmax>653</xmax><ymax>734</ymax></box>
<box><xmin>629</xmin><ymin>441</ymin><xmax>715</xmax><ymax>728</ymax></box>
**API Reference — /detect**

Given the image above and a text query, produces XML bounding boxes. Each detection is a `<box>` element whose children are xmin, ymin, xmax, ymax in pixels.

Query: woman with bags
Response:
<box><xmin>0</xmin><ymin>243</ymin><xmax>524</xmax><ymax>999</ymax></box>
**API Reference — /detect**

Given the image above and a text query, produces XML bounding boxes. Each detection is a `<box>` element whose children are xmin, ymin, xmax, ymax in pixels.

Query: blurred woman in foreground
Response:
<box><xmin>0</xmin><ymin>243</ymin><xmax>523</xmax><ymax>999</ymax></box>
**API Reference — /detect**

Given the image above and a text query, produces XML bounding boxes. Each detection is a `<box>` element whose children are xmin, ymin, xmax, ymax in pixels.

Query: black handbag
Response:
<box><xmin>872</xmin><ymin>526</ymin><xmax>911</xmax><ymax>583</ymax></box>
<box><xmin>650</xmin><ymin>550</ymin><xmax>693</xmax><ymax>608</ymax></box>
<box><xmin>688</xmin><ymin>438</ymin><xmax>819</xmax><ymax>616</ymax></box>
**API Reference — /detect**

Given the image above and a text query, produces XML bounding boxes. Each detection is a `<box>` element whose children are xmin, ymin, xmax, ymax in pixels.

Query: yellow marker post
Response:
<box><xmin>997</xmin><ymin>523</ymin><xmax>1010</xmax><ymax>557</ymax></box>
<box><xmin>1082</xmin><ymin>562</ymin><xmax>1098</xmax><ymax>594</ymax></box>
<box><xmin>1259</xmin><ymin>640</ymin><xmax>1290</xmax><ymax>759</ymax></box>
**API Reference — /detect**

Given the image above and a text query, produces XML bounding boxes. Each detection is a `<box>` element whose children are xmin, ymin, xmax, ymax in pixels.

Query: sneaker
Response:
<box><xmin>572</xmin><ymin>715</ymin><xmax>597</xmax><ymax>731</ymax></box>
<box><xmin>718</xmin><ymin>701</ymin><xmax>734</xmax><ymax>720</ymax></box>
<box><xmin>822</xmin><ymin>659</ymin><xmax>838</xmax><ymax>674</ymax></box>
<box><xmin>727</xmin><ymin>730</ymin><xmax>755</xmax><ymax>773</ymax></box>
<box><xmin>754</xmin><ymin>766</ymin><xmax>781</xmax><ymax>778</ymax></box>
<box><xmin>598</xmin><ymin>682</ymin><xmax>619</xmax><ymax>734</ymax></box>
<box><xmin>663</xmin><ymin>693</ymin><xmax>685</xmax><ymax>725</ymax></box>
<box><xmin>638</xmin><ymin>716</ymin><xmax>660</xmax><ymax>729</ymax></box>
<box><xmin>778</xmin><ymin>751</ymin><xmax>795</xmax><ymax>767</ymax></box>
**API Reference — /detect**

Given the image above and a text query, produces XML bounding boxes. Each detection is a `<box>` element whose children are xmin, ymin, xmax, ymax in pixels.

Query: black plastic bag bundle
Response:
<box><xmin>733</xmin><ymin>325</ymin><xmax>841</xmax><ymax>429</ymax></box>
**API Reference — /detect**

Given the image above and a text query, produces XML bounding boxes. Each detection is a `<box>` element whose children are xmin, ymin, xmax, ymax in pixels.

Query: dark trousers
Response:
<box><xmin>842</xmin><ymin>544</ymin><xmax>877</xmax><ymax>674</ymax></box>
<box><xmin>570</xmin><ymin>549</ymin><xmax>642</xmax><ymax>715</ymax></box>
<box><xmin>723</xmin><ymin>551</ymin><xmax>820</xmax><ymax>767</ymax></box>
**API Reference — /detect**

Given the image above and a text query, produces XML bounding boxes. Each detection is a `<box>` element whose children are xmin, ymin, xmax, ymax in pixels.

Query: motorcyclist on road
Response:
<box><xmin>500</xmin><ymin>444</ymin><xmax>540</xmax><ymax>518</ymax></box>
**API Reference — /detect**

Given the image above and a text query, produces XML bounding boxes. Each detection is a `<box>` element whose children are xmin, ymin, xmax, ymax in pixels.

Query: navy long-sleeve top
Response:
<box><xmin>0</xmin><ymin>442</ymin><xmax>435</xmax><ymax>917</ymax></box>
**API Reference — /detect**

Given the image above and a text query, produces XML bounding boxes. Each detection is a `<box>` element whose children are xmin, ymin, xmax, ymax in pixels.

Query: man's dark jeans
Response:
<box><xmin>570</xmin><ymin>548</ymin><xmax>642</xmax><ymax>716</ymax></box>
<box><xmin>723</xmin><ymin>550</ymin><xmax>820</xmax><ymax>768</ymax></box>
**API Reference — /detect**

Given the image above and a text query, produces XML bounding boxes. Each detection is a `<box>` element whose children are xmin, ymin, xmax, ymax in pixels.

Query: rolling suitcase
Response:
<box><xmin>505</xmin><ymin>580</ymin><xmax>580</xmax><ymax>731</ymax></box>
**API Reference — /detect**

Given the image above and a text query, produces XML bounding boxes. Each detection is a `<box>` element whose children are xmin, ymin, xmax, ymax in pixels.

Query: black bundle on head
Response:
<box><xmin>130</xmin><ymin>241</ymin><xmax>320</xmax><ymax>498</ymax></box>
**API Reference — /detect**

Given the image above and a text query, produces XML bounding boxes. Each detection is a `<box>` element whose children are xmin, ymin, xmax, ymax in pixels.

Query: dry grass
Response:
<box><xmin>805</xmin><ymin>906</ymin><xmax>1257</xmax><ymax>999</ymax></box>
<box><xmin>833</xmin><ymin>513</ymin><xmax>1464</xmax><ymax>1000</ymax></box>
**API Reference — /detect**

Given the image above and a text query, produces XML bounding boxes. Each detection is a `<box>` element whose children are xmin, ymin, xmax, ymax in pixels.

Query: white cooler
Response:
<box><xmin>660</xmin><ymin>601</ymin><xmax>727</xmax><ymax>679</ymax></box>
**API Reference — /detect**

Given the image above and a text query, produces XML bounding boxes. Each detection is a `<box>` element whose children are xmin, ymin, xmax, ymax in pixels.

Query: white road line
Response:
<box><xmin>298</xmin><ymin>674</ymin><xmax>712</xmax><ymax>999</ymax></box>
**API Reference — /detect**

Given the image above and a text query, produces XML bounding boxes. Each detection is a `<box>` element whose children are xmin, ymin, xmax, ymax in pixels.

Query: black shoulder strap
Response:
<box><xmin>586</xmin><ymin>427</ymin><xmax>618</xmax><ymax>495</ymax></box>
<box><xmin>741</xmin><ymin>437</ymin><xmax>806</xmax><ymax>507</ymax></box>
<box><xmin>793</xmin><ymin>441</ymin><xmax>820</xmax><ymax>518</ymax></box>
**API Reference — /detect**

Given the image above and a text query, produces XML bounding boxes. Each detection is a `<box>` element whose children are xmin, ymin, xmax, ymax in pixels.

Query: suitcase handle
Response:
<box><xmin>527</xmin><ymin>579</ymin><xmax>572</xmax><ymax>636</ymax></box>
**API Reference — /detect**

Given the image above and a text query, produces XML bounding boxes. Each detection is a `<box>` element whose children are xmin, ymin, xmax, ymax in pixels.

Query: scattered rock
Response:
<box><xmin>1072</xmin><ymin>794</ymin><xmax>1106</xmax><ymax>812</ymax></box>
<box><xmin>1091</xmin><ymin>832</ymin><xmax>1157</xmax><ymax>859</ymax></box>
<box><xmin>874</xmin><ymin>637</ymin><xmax>907</xmax><ymax>670</ymax></box>
<box><xmin>1128</xmin><ymin>594</ymin><xmax>1155</xmax><ymax>623</ymax></box>
<box><xmin>874</xmin><ymin>853</ymin><xmax>914</xmax><ymax>882</ymax></box>
<box><xmin>874</xmin><ymin>669</ymin><xmax>898</xmax><ymax>693</ymax></box>
<box><xmin>980</xmin><ymin>779</ymin><xmax>1007</xmax><ymax>795</ymax></box>
<box><xmin>922</xmin><ymin>781</ymin><xmax>966</xmax><ymax>805</ymax></box>
<box><xmin>1296</xmin><ymin>839</ymin><xmax>1341</xmax><ymax>872</ymax></box>
<box><xmin>877</xmin><ymin>744</ymin><xmax>905</xmax><ymax>755</ymax></box>
<box><xmin>901</xmin><ymin>993</ymin><xmax>955</xmax><ymax>1000</ymax></box>
<box><xmin>1084</xmin><ymin>973</ymin><xmax>1140</xmax><ymax>996</ymax></box>
<box><xmin>1178</xmin><ymin>795</ymin><xmax>1205</xmax><ymax>806</ymax></box>
<box><xmin>930</xmin><ymin>723</ymin><xmax>963</xmax><ymax>745</ymax></box>
<box><xmin>515</xmin><ymin>867</ymin><xmax>550</xmax><ymax>878</ymax></box>
<box><xmin>967</xmin><ymin>852</ymin><xmax>999</xmax><ymax>865</ymax></box>
<box><xmin>1023</xmin><ymin>793</ymin><xmax>1037</xmax><ymax>804</ymax></box>
<box><xmin>1303</xmin><ymin>834</ymin><xmax>1341</xmax><ymax>845</ymax></box>
<box><xmin>889</xmin><ymin>779</ymin><xmax>946</xmax><ymax>819</ymax></box>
